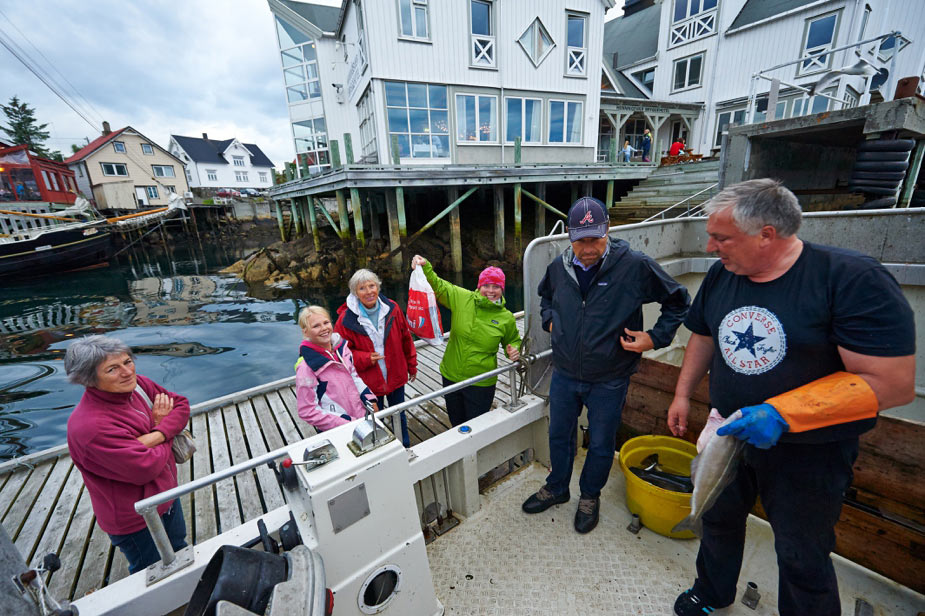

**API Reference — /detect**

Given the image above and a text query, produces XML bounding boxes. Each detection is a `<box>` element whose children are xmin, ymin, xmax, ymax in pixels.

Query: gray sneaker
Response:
<box><xmin>522</xmin><ymin>485</ymin><xmax>570</xmax><ymax>514</ymax></box>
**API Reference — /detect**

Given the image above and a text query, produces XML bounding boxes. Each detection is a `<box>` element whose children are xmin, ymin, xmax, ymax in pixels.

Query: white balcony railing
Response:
<box><xmin>669</xmin><ymin>9</ymin><xmax>717</xmax><ymax>48</ymax></box>
<box><xmin>472</xmin><ymin>34</ymin><xmax>496</xmax><ymax>68</ymax></box>
<box><xmin>567</xmin><ymin>47</ymin><xmax>586</xmax><ymax>75</ymax></box>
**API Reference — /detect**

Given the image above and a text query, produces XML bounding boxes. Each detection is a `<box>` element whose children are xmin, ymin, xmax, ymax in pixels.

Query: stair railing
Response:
<box><xmin>642</xmin><ymin>182</ymin><xmax>718</xmax><ymax>223</ymax></box>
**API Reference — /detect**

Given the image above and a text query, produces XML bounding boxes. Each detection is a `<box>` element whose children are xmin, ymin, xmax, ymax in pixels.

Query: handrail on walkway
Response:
<box><xmin>134</xmin><ymin>347</ymin><xmax>550</xmax><ymax>568</ymax></box>
<box><xmin>642</xmin><ymin>182</ymin><xmax>718</xmax><ymax>223</ymax></box>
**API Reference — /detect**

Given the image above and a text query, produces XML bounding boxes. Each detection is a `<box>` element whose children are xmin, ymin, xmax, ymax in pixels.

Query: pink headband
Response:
<box><xmin>478</xmin><ymin>266</ymin><xmax>505</xmax><ymax>292</ymax></box>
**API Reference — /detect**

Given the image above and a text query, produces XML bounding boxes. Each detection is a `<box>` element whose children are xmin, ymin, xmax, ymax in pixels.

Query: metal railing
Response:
<box><xmin>134</xmin><ymin>347</ymin><xmax>551</xmax><ymax>567</ymax></box>
<box><xmin>642</xmin><ymin>182</ymin><xmax>718</xmax><ymax>223</ymax></box>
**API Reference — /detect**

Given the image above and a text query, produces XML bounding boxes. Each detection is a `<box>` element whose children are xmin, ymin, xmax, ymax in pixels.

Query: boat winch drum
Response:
<box><xmin>184</xmin><ymin>545</ymin><xmax>288</xmax><ymax>616</ymax></box>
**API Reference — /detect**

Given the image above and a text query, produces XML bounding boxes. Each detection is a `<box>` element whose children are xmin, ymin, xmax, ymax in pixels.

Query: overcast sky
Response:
<box><xmin>0</xmin><ymin>1</ymin><xmax>623</xmax><ymax>168</ymax></box>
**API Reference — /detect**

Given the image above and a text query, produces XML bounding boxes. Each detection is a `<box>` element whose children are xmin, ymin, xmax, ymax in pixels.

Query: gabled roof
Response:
<box><xmin>613</xmin><ymin>73</ymin><xmax>648</xmax><ymax>99</ymax></box>
<box><xmin>603</xmin><ymin>2</ymin><xmax>661</xmax><ymax>70</ymax></box>
<box><xmin>171</xmin><ymin>135</ymin><xmax>274</xmax><ymax>168</ymax></box>
<box><xmin>65</xmin><ymin>127</ymin><xmax>128</xmax><ymax>164</ymax></box>
<box><xmin>729</xmin><ymin>0</ymin><xmax>820</xmax><ymax>31</ymax></box>
<box><xmin>279</xmin><ymin>0</ymin><xmax>340</xmax><ymax>32</ymax></box>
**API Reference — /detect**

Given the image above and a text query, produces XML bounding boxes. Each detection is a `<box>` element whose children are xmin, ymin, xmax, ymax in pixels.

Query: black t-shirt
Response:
<box><xmin>686</xmin><ymin>242</ymin><xmax>915</xmax><ymax>443</ymax></box>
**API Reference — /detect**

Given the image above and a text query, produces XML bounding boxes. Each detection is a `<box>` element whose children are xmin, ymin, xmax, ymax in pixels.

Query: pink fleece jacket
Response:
<box><xmin>67</xmin><ymin>374</ymin><xmax>190</xmax><ymax>535</ymax></box>
<box><xmin>296</xmin><ymin>335</ymin><xmax>375</xmax><ymax>431</ymax></box>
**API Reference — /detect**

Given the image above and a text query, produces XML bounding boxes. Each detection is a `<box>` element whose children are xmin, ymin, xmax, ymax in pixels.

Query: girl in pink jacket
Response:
<box><xmin>296</xmin><ymin>306</ymin><xmax>377</xmax><ymax>431</ymax></box>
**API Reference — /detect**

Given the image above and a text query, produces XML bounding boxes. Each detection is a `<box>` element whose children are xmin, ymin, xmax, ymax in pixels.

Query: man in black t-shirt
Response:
<box><xmin>668</xmin><ymin>179</ymin><xmax>915</xmax><ymax>616</ymax></box>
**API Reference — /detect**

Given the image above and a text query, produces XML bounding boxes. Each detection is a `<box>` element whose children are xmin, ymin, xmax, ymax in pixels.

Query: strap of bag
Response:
<box><xmin>134</xmin><ymin>384</ymin><xmax>153</xmax><ymax>409</ymax></box>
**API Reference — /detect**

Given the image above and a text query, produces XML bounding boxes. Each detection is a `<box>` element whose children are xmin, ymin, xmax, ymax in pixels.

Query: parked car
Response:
<box><xmin>216</xmin><ymin>188</ymin><xmax>241</xmax><ymax>198</ymax></box>
<box><xmin>240</xmin><ymin>188</ymin><xmax>260</xmax><ymax>197</ymax></box>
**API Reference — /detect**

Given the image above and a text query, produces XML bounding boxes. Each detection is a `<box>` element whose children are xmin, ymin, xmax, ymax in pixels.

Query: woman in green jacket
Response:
<box><xmin>411</xmin><ymin>255</ymin><xmax>521</xmax><ymax>426</ymax></box>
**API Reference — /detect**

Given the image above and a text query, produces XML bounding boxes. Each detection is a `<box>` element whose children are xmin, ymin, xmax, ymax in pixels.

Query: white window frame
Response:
<box><xmin>456</xmin><ymin>93</ymin><xmax>499</xmax><ymax>144</ymax></box>
<box><xmin>112</xmin><ymin>141</ymin><xmax>126</xmax><ymax>153</ymax></box>
<box><xmin>145</xmin><ymin>186</ymin><xmax>159</xmax><ymax>200</ymax></box>
<box><xmin>504</xmin><ymin>97</ymin><xmax>542</xmax><ymax>145</ymax></box>
<box><xmin>398</xmin><ymin>0</ymin><xmax>429</xmax><ymax>41</ymax></box>
<box><xmin>670</xmin><ymin>0</ymin><xmax>718</xmax><ymax>48</ymax></box>
<box><xmin>548</xmin><ymin>99</ymin><xmax>583</xmax><ymax>145</ymax></box>
<box><xmin>141</xmin><ymin>143</ymin><xmax>154</xmax><ymax>155</ymax></box>
<box><xmin>233</xmin><ymin>156</ymin><xmax>246</xmax><ymax>167</ymax></box>
<box><xmin>517</xmin><ymin>17</ymin><xmax>555</xmax><ymax>68</ymax></box>
<box><xmin>100</xmin><ymin>162</ymin><xmax>128</xmax><ymax>176</ymax></box>
<box><xmin>357</xmin><ymin>87</ymin><xmax>379</xmax><ymax>162</ymax></box>
<box><xmin>631</xmin><ymin>68</ymin><xmax>655</xmax><ymax>94</ymax></box>
<box><xmin>206</xmin><ymin>169</ymin><xmax>218</xmax><ymax>182</ymax></box>
<box><xmin>258</xmin><ymin>171</ymin><xmax>268</xmax><ymax>182</ymax></box>
<box><xmin>857</xmin><ymin>4</ymin><xmax>871</xmax><ymax>42</ymax></box>
<box><xmin>185</xmin><ymin>168</ymin><xmax>192</xmax><ymax>182</ymax></box>
<box><xmin>235</xmin><ymin>170</ymin><xmax>249</xmax><ymax>182</ymax></box>
<box><xmin>714</xmin><ymin>108</ymin><xmax>746</xmax><ymax>147</ymax></box>
<box><xmin>385</xmin><ymin>81</ymin><xmax>450</xmax><ymax>160</ymax></box>
<box><xmin>565</xmin><ymin>12</ymin><xmax>587</xmax><ymax>77</ymax></box>
<box><xmin>166</xmin><ymin>186</ymin><xmax>176</xmax><ymax>194</ymax></box>
<box><xmin>469</xmin><ymin>0</ymin><xmax>496</xmax><ymax>69</ymax></box>
<box><xmin>152</xmin><ymin>165</ymin><xmax>175</xmax><ymax>178</ymax></box>
<box><xmin>798</xmin><ymin>11</ymin><xmax>840</xmax><ymax>76</ymax></box>
<box><xmin>672</xmin><ymin>51</ymin><xmax>704</xmax><ymax>92</ymax></box>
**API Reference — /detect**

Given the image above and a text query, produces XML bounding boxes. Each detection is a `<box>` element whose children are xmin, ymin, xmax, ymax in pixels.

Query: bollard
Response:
<box><xmin>741</xmin><ymin>581</ymin><xmax>760</xmax><ymax>609</ymax></box>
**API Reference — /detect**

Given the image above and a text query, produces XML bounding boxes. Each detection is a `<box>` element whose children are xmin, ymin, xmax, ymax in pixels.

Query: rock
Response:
<box><xmin>221</xmin><ymin>260</ymin><xmax>245</xmax><ymax>275</ymax></box>
<box><xmin>243</xmin><ymin>254</ymin><xmax>274</xmax><ymax>283</ymax></box>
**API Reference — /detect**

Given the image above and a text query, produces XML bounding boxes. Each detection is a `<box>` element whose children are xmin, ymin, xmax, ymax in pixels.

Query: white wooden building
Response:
<box><xmin>268</xmin><ymin>0</ymin><xmax>615</xmax><ymax>177</ymax></box>
<box><xmin>168</xmin><ymin>134</ymin><xmax>275</xmax><ymax>191</ymax></box>
<box><xmin>604</xmin><ymin>0</ymin><xmax>925</xmax><ymax>160</ymax></box>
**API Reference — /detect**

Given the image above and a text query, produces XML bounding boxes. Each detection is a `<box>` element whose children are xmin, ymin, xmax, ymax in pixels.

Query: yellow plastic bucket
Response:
<box><xmin>618</xmin><ymin>435</ymin><xmax>697</xmax><ymax>539</ymax></box>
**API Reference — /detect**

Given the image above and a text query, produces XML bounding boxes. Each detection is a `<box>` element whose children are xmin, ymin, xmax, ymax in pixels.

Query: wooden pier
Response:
<box><xmin>0</xmin><ymin>321</ymin><xmax>523</xmax><ymax>603</ymax></box>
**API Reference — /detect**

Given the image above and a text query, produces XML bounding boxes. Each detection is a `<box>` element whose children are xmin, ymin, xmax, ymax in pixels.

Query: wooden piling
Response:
<box><xmin>344</xmin><ymin>134</ymin><xmax>366</xmax><ymax>261</ymax></box>
<box><xmin>335</xmin><ymin>190</ymin><xmax>350</xmax><ymax>240</ymax></box>
<box><xmin>369</xmin><ymin>194</ymin><xmax>381</xmax><ymax>240</ymax></box>
<box><xmin>290</xmin><ymin>198</ymin><xmax>302</xmax><ymax>237</ymax></box>
<box><xmin>390</xmin><ymin>136</ymin><xmax>408</xmax><ymax>238</ymax></box>
<box><xmin>535</xmin><ymin>183</ymin><xmax>546</xmax><ymax>237</ymax></box>
<box><xmin>570</xmin><ymin>184</ymin><xmax>578</xmax><ymax>207</ymax></box>
<box><xmin>308</xmin><ymin>197</ymin><xmax>321</xmax><ymax>252</ymax></box>
<box><xmin>447</xmin><ymin>187</ymin><xmax>462</xmax><ymax>273</ymax></box>
<box><xmin>273</xmin><ymin>200</ymin><xmax>286</xmax><ymax>242</ymax></box>
<box><xmin>493</xmin><ymin>185</ymin><xmax>505</xmax><ymax>257</ymax></box>
<box><xmin>514</xmin><ymin>137</ymin><xmax>522</xmax><ymax>261</ymax></box>
<box><xmin>385</xmin><ymin>190</ymin><xmax>403</xmax><ymax>272</ymax></box>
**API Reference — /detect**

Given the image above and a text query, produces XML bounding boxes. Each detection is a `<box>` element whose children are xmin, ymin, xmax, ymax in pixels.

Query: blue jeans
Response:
<box><xmin>545</xmin><ymin>370</ymin><xmax>629</xmax><ymax>498</ymax></box>
<box><xmin>109</xmin><ymin>500</ymin><xmax>187</xmax><ymax>574</ymax></box>
<box><xmin>377</xmin><ymin>386</ymin><xmax>410</xmax><ymax>447</ymax></box>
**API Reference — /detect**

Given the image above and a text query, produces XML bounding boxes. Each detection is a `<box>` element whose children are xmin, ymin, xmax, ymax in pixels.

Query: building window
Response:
<box><xmin>112</xmin><ymin>141</ymin><xmax>126</xmax><ymax>153</ymax></box>
<box><xmin>517</xmin><ymin>18</ymin><xmax>554</xmax><ymax>67</ymax></box>
<box><xmin>799</xmin><ymin>12</ymin><xmax>839</xmax><ymax>75</ymax></box>
<box><xmin>152</xmin><ymin>165</ymin><xmax>175</xmax><ymax>178</ymax></box>
<box><xmin>714</xmin><ymin>108</ymin><xmax>745</xmax><ymax>146</ymax></box>
<box><xmin>548</xmin><ymin>100</ymin><xmax>582</xmax><ymax>144</ymax></box>
<box><xmin>277</xmin><ymin>16</ymin><xmax>322</xmax><ymax>104</ymax></box>
<box><xmin>457</xmin><ymin>94</ymin><xmax>498</xmax><ymax>143</ymax></box>
<box><xmin>233</xmin><ymin>156</ymin><xmax>245</xmax><ymax>167</ymax></box>
<box><xmin>631</xmin><ymin>68</ymin><xmax>655</xmax><ymax>94</ymax></box>
<box><xmin>205</xmin><ymin>169</ymin><xmax>216</xmax><ymax>181</ymax></box>
<box><xmin>185</xmin><ymin>167</ymin><xmax>192</xmax><ymax>182</ymax></box>
<box><xmin>166</xmin><ymin>186</ymin><xmax>176</xmax><ymax>194</ymax></box>
<box><xmin>671</xmin><ymin>0</ymin><xmax>717</xmax><ymax>46</ymax></box>
<box><xmin>357</xmin><ymin>87</ymin><xmax>379</xmax><ymax>162</ymax></box>
<box><xmin>566</xmin><ymin>12</ymin><xmax>587</xmax><ymax>76</ymax></box>
<box><xmin>101</xmin><ymin>162</ymin><xmax>128</xmax><ymax>176</ymax></box>
<box><xmin>235</xmin><ymin>171</ymin><xmax>249</xmax><ymax>182</ymax></box>
<box><xmin>670</xmin><ymin>120</ymin><xmax>688</xmax><ymax>144</ymax></box>
<box><xmin>385</xmin><ymin>81</ymin><xmax>449</xmax><ymax>158</ymax></box>
<box><xmin>398</xmin><ymin>0</ymin><xmax>428</xmax><ymax>39</ymax></box>
<box><xmin>259</xmin><ymin>171</ymin><xmax>268</xmax><ymax>182</ymax></box>
<box><xmin>470</xmin><ymin>0</ymin><xmax>495</xmax><ymax>68</ymax></box>
<box><xmin>672</xmin><ymin>52</ymin><xmax>704</xmax><ymax>91</ymax></box>
<box><xmin>141</xmin><ymin>143</ymin><xmax>154</xmax><ymax>155</ymax></box>
<box><xmin>504</xmin><ymin>97</ymin><xmax>541</xmax><ymax>144</ymax></box>
<box><xmin>857</xmin><ymin>5</ymin><xmax>871</xmax><ymax>42</ymax></box>
<box><xmin>145</xmin><ymin>186</ymin><xmax>159</xmax><ymax>200</ymax></box>
<box><xmin>877</xmin><ymin>34</ymin><xmax>908</xmax><ymax>62</ymax></box>
<box><xmin>293</xmin><ymin>117</ymin><xmax>330</xmax><ymax>174</ymax></box>
<box><xmin>844</xmin><ymin>87</ymin><xmax>860</xmax><ymax>108</ymax></box>
<box><xmin>623</xmin><ymin>117</ymin><xmax>648</xmax><ymax>152</ymax></box>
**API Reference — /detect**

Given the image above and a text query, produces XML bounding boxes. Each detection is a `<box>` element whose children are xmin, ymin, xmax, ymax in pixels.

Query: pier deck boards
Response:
<box><xmin>0</xmin><ymin>319</ymin><xmax>523</xmax><ymax>601</ymax></box>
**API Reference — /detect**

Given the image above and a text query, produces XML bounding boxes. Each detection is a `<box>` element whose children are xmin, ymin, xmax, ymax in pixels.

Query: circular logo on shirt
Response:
<box><xmin>718</xmin><ymin>306</ymin><xmax>786</xmax><ymax>375</ymax></box>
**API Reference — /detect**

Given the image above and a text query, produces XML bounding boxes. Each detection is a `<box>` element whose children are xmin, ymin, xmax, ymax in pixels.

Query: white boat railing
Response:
<box><xmin>642</xmin><ymin>182</ymin><xmax>718</xmax><ymax>223</ymax></box>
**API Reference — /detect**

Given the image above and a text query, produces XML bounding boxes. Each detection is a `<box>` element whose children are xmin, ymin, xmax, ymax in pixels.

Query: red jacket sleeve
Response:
<box><xmin>137</xmin><ymin>375</ymin><xmax>190</xmax><ymax>439</ymax></box>
<box><xmin>397</xmin><ymin>307</ymin><xmax>418</xmax><ymax>375</ymax></box>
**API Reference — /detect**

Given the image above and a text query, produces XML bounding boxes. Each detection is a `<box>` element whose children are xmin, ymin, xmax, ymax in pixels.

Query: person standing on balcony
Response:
<box><xmin>522</xmin><ymin>197</ymin><xmax>690</xmax><ymax>533</ymax></box>
<box><xmin>667</xmin><ymin>179</ymin><xmax>915</xmax><ymax>616</ymax></box>
<box><xmin>642</xmin><ymin>128</ymin><xmax>652</xmax><ymax>162</ymax></box>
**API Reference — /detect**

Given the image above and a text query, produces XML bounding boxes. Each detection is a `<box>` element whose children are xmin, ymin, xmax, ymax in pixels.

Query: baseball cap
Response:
<box><xmin>567</xmin><ymin>196</ymin><xmax>609</xmax><ymax>242</ymax></box>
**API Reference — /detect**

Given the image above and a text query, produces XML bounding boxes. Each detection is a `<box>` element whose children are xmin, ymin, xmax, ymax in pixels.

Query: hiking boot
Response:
<box><xmin>673</xmin><ymin>588</ymin><xmax>716</xmax><ymax>615</ymax></box>
<box><xmin>521</xmin><ymin>485</ymin><xmax>569</xmax><ymax>514</ymax></box>
<box><xmin>574</xmin><ymin>495</ymin><xmax>599</xmax><ymax>533</ymax></box>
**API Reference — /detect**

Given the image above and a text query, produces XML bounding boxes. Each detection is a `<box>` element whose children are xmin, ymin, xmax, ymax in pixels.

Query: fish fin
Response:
<box><xmin>671</xmin><ymin>515</ymin><xmax>702</xmax><ymax>537</ymax></box>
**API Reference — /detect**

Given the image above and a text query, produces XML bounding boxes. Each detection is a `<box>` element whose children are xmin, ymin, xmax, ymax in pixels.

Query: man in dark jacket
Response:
<box><xmin>522</xmin><ymin>197</ymin><xmax>690</xmax><ymax>533</ymax></box>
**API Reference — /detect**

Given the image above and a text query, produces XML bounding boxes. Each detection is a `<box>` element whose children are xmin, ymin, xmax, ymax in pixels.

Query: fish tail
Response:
<box><xmin>671</xmin><ymin>515</ymin><xmax>703</xmax><ymax>537</ymax></box>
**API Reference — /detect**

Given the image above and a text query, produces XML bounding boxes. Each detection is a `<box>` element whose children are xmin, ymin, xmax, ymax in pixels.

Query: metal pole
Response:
<box><xmin>142</xmin><ymin>508</ymin><xmax>177</xmax><ymax>566</ymax></box>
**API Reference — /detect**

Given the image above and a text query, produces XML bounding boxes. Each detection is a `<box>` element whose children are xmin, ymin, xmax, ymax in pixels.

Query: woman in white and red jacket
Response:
<box><xmin>335</xmin><ymin>269</ymin><xmax>418</xmax><ymax>446</ymax></box>
<box><xmin>65</xmin><ymin>335</ymin><xmax>190</xmax><ymax>574</ymax></box>
<box><xmin>296</xmin><ymin>305</ymin><xmax>378</xmax><ymax>432</ymax></box>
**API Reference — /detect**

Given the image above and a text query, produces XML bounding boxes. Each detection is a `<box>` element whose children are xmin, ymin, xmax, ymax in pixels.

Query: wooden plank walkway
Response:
<box><xmin>0</xmin><ymin>319</ymin><xmax>523</xmax><ymax>601</ymax></box>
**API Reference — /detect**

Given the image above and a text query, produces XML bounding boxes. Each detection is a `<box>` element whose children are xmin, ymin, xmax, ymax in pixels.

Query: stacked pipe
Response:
<box><xmin>848</xmin><ymin>138</ymin><xmax>914</xmax><ymax>209</ymax></box>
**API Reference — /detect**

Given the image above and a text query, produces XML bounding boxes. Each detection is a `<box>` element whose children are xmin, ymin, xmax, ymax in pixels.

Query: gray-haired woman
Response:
<box><xmin>64</xmin><ymin>335</ymin><xmax>190</xmax><ymax>574</ymax></box>
<box><xmin>334</xmin><ymin>269</ymin><xmax>418</xmax><ymax>446</ymax></box>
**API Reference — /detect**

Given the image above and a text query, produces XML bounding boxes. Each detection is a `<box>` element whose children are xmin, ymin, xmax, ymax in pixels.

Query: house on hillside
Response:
<box><xmin>168</xmin><ymin>134</ymin><xmax>275</xmax><ymax>191</ymax></box>
<box><xmin>65</xmin><ymin>123</ymin><xmax>190</xmax><ymax>211</ymax></box>
<box><xmin>602</xmin><ymin>0</ymin><xmax>924</xmax><ymax>160</ymax></box>
<box><xmin>268</xmin><ymin>0</ymin><xmax>614</xmax><ymax>176</ymax></box>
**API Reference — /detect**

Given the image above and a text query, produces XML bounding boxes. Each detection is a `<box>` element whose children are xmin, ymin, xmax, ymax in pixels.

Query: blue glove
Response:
<box><xmin>716</xmin><ymin>403</ymin><xmax>789</xmax><ymax>449</ymax></box>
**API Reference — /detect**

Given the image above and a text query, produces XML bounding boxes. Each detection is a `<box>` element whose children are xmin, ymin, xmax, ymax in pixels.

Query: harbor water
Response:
<box><xmin>0</xmin><ymin>234</ymin><xmax>524</xmax><ymax>461</ymax></box>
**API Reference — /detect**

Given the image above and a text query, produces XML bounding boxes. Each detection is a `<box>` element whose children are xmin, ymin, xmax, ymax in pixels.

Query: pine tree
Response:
<box><xmin>0</xmin><ymin>96</ymin><xmax>52</xmax><ymax>157</ymax></box>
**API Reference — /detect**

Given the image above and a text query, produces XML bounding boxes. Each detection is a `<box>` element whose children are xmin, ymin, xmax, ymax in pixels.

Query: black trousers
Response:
<box><xmin>442</xmin><ymin>376</ymin><xmax>496</xmax><ymax>427</ymax></box>
<box><xmin>692</xmin><ymin>438</ymin><xmax>859</xmax><ymax>616</ymax></box>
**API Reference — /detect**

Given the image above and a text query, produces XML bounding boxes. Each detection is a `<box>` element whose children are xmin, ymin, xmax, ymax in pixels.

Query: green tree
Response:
<box><xmin>0</xmin><ymin>96</ymin><xmax>52</xmax><ymax>157</ymax></box>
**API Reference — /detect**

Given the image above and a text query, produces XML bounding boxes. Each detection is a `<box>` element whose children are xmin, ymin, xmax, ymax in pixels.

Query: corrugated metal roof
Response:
<box><xmin>729</xmin><ymin>0</ymin><xmax>820</xmax><ymax>31</ymax></box>
<box><xmin>64</xmin><ymin>127</ymin><xmax>128</xmax><ymax>164</ymax></box>
<box><xmin>603</xmin><ymin>3</ymin><xmax>661</xmax><ymax>69</ymax></box>
<box><xmin>279</xmin><ymin>0</ymin><xmax>341</xmax><ymax>32</ymax></box>
<box><xmin>171</xmin><ymin>135</ymin><xmax>274</xmax><ymax>168</ymax></box>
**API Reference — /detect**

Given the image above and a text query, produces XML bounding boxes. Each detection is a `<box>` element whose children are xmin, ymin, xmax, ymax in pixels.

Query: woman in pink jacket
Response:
<box><xmin>296</xmin><ymin>305</ymin><xmax>378</xmax><ymax>431</ymax></box>
<box><xmin>65</xmin><ymin>335</ymin><xmax>190</xmax><ymax>574</ymax></box>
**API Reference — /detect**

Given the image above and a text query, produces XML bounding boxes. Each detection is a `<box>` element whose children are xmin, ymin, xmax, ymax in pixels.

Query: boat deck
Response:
<box><xmin>0</xmin><ymin>325</ymin><xmax>522</xmax><ymax>603</ymax></box>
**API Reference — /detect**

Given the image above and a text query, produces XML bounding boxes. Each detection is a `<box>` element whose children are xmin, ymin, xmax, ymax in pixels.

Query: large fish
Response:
<box><xmin>671</xmin><ymin>410</ymin><xmax>745</xmax><ymax>537</ymax></box>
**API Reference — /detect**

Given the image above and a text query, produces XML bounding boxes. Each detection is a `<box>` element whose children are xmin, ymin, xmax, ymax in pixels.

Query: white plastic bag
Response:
<box><xmin>407</xmin><ymin>266</ymin><xmax>445</xmax><ymax>346</ymax></box>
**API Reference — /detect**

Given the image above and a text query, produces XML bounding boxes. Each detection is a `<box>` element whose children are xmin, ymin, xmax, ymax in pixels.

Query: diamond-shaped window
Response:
<box><xmin>518</xmin><ymin>18</ymin><xmax>555</xmax><ymax>67</ymax></box>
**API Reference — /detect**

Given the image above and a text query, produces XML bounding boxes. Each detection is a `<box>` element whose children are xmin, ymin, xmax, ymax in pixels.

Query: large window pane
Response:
<box><xmin>549</xmin><ymin>101</ymin><xmax>564</xmax><ymax>142</ymax></box>
<box><xmin>506</xmin><ymin>99</ymin><xmax>522</xmax><ymax>142</ymax></box>
<box><xmin>674</xmin><ymin>60</ymin><xmax>687</xmax><ymax>89</ymax></box>
<box><xmin>287</xmin><ymin>86</ymin><xmax>308</xmax><ymax>103</ymax></box>
<box><xmin>433</xmin><ymin>136</ymin><xmax>450</xmax><ymax>157</ymax></box>
<box><xmin>307</xmin><ymin>81</ymin><xmax>321</xmax><ymax>98</ymax></box>
<box><xmin>415</xmin><ymin>6</ymin><xmax>428</xmax><ymax>38</ymax></box>
<box><xmin>385</xmin><ymin>81</ymin><xmax>406</xmax><ymax>106</ymax></box>
<box><xmin>429</xmin><ymin>85</ymin><xmax>447</xmax><ymax>109</ymax></box>
<box><xmin>566</xmin><ymin>102</ymin><xmax>582</xmax><ymax>143</ymax></box>
<box><xmin>313</xmin><ymin>117</ymin><xmax>326</xmax><ymax>133</ymax></box>
<box><xmin>277</xmin><ymin>16</ymin><xmax>309</xmax><ymax>48</ymax></box>
<box><xmin>457</xmin><ymin>95</ymin><xmax>477</xmax><ymax>141</ymax></box>
<box><xmin>388</xmin><ymin>108</ymin><xmax>409</xmax><ymax>132</ymax></box>
<box><xmin>395</xmin><ymin>134</ymin><xmax>410</xmax><ymax>157</ymax></box>
<box><xmin>430</xmin><ymin>110</ymin><xmax>448</xmax><ymax>135</ymax></box>
<box><xmin>524</xmin><ymin>100</ymin><xmax>541</xmax><ymax>143</ymax></box>
<box><xmin>303</xmin><ymin>42</ymin><xmax>317</xmax><ymax>62</ymax></box>
<box><xmin>567</xmin><ymin>15</ymin><xmax>585</xmax><ymax>47</ymax></box>
<box><xmin>399</xmin><ymin>0</ymin><xmax>413</xmax><ymax>35</ymax></box>
<box><xmin>715</xmin><ymin>111</ymin><xmax>731</xmax><ymax>145</ymax></box>
<box><xmin>411</xmin><ymin>134</ymin><xmax>432</xmax><ymax>158</ymax></box>
<box><xmin>281</xmin><ymin>48</ymin><xmax>301</xmax><ymax>67</ymax></box>
<box><xmin>471</xmin><ymin>1</ymin><xmax>491</xmax><ymax>35</ymax></box>
<box><xmin>409</xmin><ymin>109</ymin><xmax>429</xmax><ymax>133</ymax></box>
<box><xmin>674</xmin><ymin>0</ymin><xmax>687</xmax><ymax>22</ymax></box>
<box><xmin>408</xmin><ymin>83</ymin><xmax>428</xmax><ymax>107</ymax></box>
<box><xmin>807</xmin><ymin>15</ymin><xmax>836</xmax><ymax>49</ymax></box>
<box><xmin>305</xmin><ymin>63</ymin><xmax>319</xmax><ymax>80</ymax></box>
<box><xmin>703</xmin><ymin>0</ymin><xmax>717</xmax><ymax>9</ymax></box>
<box><xmin>284</xmin><ymin>67</ymin><xmax>304</xmax><ymax>86</ymax></box>
<box><xmin>688</xmin><ymin>55</ymin><xmax>702</xmax><ymax>85</ymax></box>
<box><xmin>479</xmin><ymin>96</ymin><xmax>497</xmax><ymax>141</ymax></box>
